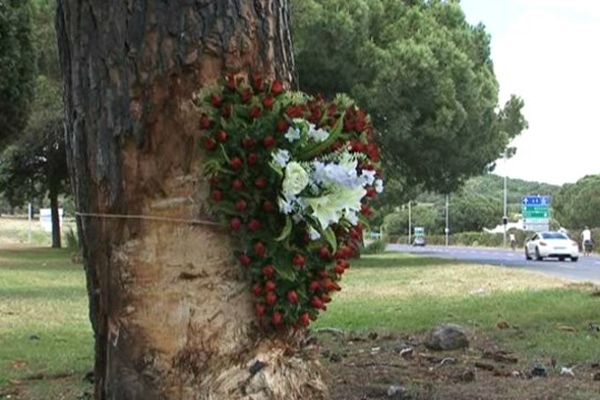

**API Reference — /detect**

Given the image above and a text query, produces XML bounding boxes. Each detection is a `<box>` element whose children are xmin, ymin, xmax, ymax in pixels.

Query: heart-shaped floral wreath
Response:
<box><xmin>196</xmin><ymin>75</ymin><xmax>383</xmax><ymax>330</ymax></box>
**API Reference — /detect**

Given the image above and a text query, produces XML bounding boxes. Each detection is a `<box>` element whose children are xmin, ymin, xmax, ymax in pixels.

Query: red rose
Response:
<box><xmin>367</xmin><ymin>143</ymin><xmax>380</xmax><ymax>162</ymax></box>
<box><xmin>266</xmin><ymin>292</ymin><xmax>277</xmax><ymax>306</ymax></box>
<box><xmin>221</xmin><ymin>104</ymin><xmax>233</xmax><ymax>118</ymax></box>
<box><xmin>252</xmin><ymin>284</ymin><xmax>263</xmax><ymax>297</ymax></box>
<box><xmin>272</xmin><ymin>312</ymin><xmax>283</xmax><ymax>325</ymax></box>
<box><xmin>319</xmin><ymin>246</ymin><xmax>331</xmax><ymax>261</ymax></box>
<box><xmin>286</xmin><ymin>105</ymin><xmax>305</xmax><ymax>118</ymax></box>
<box><xmin>366</xmin><ymin>186</ymin><xmax>377</xmax><ymax>198</ymax></box>
<box><xmin>230</xmin><ymin>218</ymin><xmax>242</xmax><ymax>231</ymax></box>
<box><xmin>298</xmin><ymin>313</ymin><xmax>311</xmax><ymax>327</ymax></box>
<box><xmin>355</xmin><ymin>119</ymin><xmax>366</xmax><ymax>132</ymax></box>
<box><xmin>309</xmin><ymin>281</ymin><xmax>321</xmax><ymax>292</ymax></box>
<box><xmin>254</xmin><ymin>241</ymin><xmax>267</xmax><ymax>258</ymax></box>
<box><xmin>216</xmin><ymin>130</ymin><xmax>228</xmax><ymax>143</ymax></box>
<box><xmin>276</xmin><ymin>120</ymin><xmax>289</xmax><ymax>133</ymax></box>
<box><xmin>200</xmin><ymin>115</ymin><xmax>213</xmax><ymax>129</ymax></box>
<box><xmin>248</xmin><ymin>219</ymin><xmax>262</xmax><ymax>232</ymax></box>
<box><xmin>230</xmin><ymin>157</ymin><xmax>244</xmax><ymax>171</ymax></box>
<box><xmin>334</xmin><ymin>264</ymin><xmax>345</xmax><ymax>275</ymax></box>
<box><xmin>255</xmin><ymin>177</ymin><xmax>268</xmax><ymax>189</ymax></box>
<box><xmin>361</xmin><ymin>204</ymin><xmax>373</xmax><ymax>218</ymax></box>
<box><xmin>211</xmin><ymin>95</ymin><xmax>223</xmax><ymax>108</ymax></box>
<box><xmin>250</xmin><ymin>106</ymin><xmax>262</xmax><ymax>119</ymax></box>
<box><xmin>265</xmin><ymin>280</ymin><xmax>277</xmax><ymax>292</ymax></box>
<box><xmin>287</xmin><ymin>291</ymin><xmax>299</xmax><ymax>304</ymax></box>
<box><xmin>248</xmin><ymin>153</ymin><xmax>259</xmax><ymax>166</ymax></box>
<box><xmin>209</xmin><ymin>176</ymin><xmax>220</xmax><ymax>187</ymax></box>
<box><xmin>239</xmin><ymin>254</ymin><xmax>252</xmax><ymax>267</ymax></box>
<box><xmin>309</xmin><ymin>109</ymin><xmax>322</xmax><ymax>123</ymax></box>
<box><xmin>271</xmin><ymin>80</ymin><xmax>284</xmax><ymax>96</ymax></box>
<box><xmin>256</xmin><ymin>304</ymin><xmax>267</xmax><ymax>317</ymax></box>
<box><xmin>262</xmin><ymin>201</ymin><xmax>275</xmax><ymax>213</ymax></box>
<box><xmin>292</xmin><ymin>254</ymin><xmax>305</xmax><ymax>268</ymax></box>
<box><xmin>262</xmin><ymin>265</ymin><xmax>275</xmax><ymax>278</ymax></box>
<box><xmin>232</xmin><ymin>179</ymin><xmax>244</xmax><ymax>191</ymax></box>
<box><xmin>226</xmin><ymin>74</ymin><xmax>237</xmax><ymax>91</ymax></box>
<box><xmin>327</xmin><ymin>104</ymin><xmax>337</xmax><ymax>117</ymax></box>
<box><xmin>212</xmin><ymin>190</ymin><xmax>224</xmax><ymax>202</ymax></box>
<box><xmin>322</xmin><ymin>278</ymin><xmax>337</xmax><ymax>292</ymax></box>
<box><xmin>344</xmin><ymin>121</ymin><xmax>355</xmax><ymax>132</ymax></box>
<box><xmin>263</xmin><ymin>96</ymin><xmax>275</xmax><ymax>110</ymax></box>
<box><xmin>252</xmin><ymin>74</ymin><xmax>264</xmax><ymax>92</ymax></box>
<box><xmin>241</xmin><ymin>89</ymin><xmax>253</xmax><ymax>104</ymax></box>
<box><xmin>204</xmin><ymin>138</ymin><xmax>217</xmax><ymax>151</ymax></box>
<box><xmin>242</xmin><ymin>137</ymin><xmax>257</xmax><ymax>149</ymax></box>
<box><xmin>263</xmin><ymin>136</ymin><xmax>276</xmax><ymax>149</ymax></box>
<box><xmin>235</xmin><ymin>199</ymin><xmax>247</xmax><ymax>212</ymax></box>
<box><xmin>311</xmin><ymin>297</ymin><xmax>324</xmax><ymax>310</ymax></box>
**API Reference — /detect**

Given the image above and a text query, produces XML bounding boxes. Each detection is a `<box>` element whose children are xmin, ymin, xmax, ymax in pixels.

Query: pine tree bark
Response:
<box><xmin>56</xmin><ymin>1</ymin><xmax>327</xmax><ymax>399</ymax></box>
<box><xmin>49</xmin><ymin>188</ymin><xmax>61</xmax><ymax>248</ymax></box>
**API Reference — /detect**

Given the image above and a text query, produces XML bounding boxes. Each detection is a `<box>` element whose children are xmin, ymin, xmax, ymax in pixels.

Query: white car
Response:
<box><xmin>525</xmin><ymin>231</ymin><xmax>579</xmax><ymax>262</ymax></box>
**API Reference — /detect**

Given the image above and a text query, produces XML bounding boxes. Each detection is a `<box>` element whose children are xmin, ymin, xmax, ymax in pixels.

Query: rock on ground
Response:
<box><xmin>425</xmin><ymin>324</ymin><xmax>469</xmax><ymax>351</ymax></box>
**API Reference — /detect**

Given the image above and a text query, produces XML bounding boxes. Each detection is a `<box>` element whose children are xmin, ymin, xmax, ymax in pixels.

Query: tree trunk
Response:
<box><xmin>49</xmin><ymin>189</ymin><xmax>61</xmax><ymax>248</ymax></box>
<box><xmin>56</xmin><ymin>2</ymin><xmax>327</xmax><ymax>399</ymax></box>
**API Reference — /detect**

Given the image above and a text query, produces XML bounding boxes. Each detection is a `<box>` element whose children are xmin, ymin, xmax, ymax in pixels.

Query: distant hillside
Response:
<box><xmin>417</xmin><ymin>174</ymin><xmax>561</xmax><ymax>212</ymax></box>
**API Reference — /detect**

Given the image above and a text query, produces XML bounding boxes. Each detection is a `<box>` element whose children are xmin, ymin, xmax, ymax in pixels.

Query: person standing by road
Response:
<box><xmin>509</xmin><ymin>233</ymin><xmax>517</xmax><ymax>250</ymax></box>
<box><xmin>581</xmin><ymin>226</ymin><xmax>593</xmax><ymax>256</ymax></box>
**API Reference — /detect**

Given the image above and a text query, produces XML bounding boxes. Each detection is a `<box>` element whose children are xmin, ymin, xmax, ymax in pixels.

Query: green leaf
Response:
<box><xmin>274</xmin><ymin>263</ymin><xmax>296</xmax><ymax>282</ymax></box>
<box><xmin>322</xmin><ymin>227</ymin><xmax>338</xmax><ymax>253</ymax></box>
<box><xmin>219</xmin><ymin>144</ymin><xmax>231</xmax><ymax>163</ymax></box>
<box><xmin>298</xmin><ymin>113</ymin><xmax>345</xmax><ymax>160</ymax></box>
<box><xmin>275</xmin><ymin>216</ymin><xmax>293</xmax><ymax>241</ymax></box>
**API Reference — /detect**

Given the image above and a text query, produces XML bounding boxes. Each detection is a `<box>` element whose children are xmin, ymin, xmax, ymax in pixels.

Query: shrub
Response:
<box><xmin>363</xmin><ymin>239</ymin><xmax>387</xmax><ymax>254</ymax></box>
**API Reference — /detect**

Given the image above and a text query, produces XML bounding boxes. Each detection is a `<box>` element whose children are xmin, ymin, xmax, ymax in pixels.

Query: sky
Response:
<box><xmin>460</xmin><ymin>0</ymin><xmax>600</xmax><ymax>185</ymax></box>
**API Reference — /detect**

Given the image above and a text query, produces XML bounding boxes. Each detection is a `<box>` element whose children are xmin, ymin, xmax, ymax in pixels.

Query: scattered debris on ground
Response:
<box><xmin>317</xmin><ymin>329</ymin><xmax>600</xmax><ymax>400</ymax></box>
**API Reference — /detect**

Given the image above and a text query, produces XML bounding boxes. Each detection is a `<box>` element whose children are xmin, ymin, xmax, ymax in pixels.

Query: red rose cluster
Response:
<box><xmin>198</xmin><ymin>73</ymin><xmax>382</xmax><ymax>330</ymax></box>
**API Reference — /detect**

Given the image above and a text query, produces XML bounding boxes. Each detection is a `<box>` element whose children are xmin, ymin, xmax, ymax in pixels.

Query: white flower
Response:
<box><xmin>360</xmin><ymin>169</ymin><xmax>376</xmax><ymax>186</ymax></box>
<box><xmin>375</xmin><ymin>179</ymin><xmax>384</xmax><ymax>193</ymax></box>
<box><xmin>284</xmin><ymin>126</ymin><xmax>301</xmax><ymax>142</ymax></box>
<box><xmin>271</xmin><ymin>149</ymin><xmax>290</xmax><ymax>167</ymax></box>
<box><xmin>278</xmin><ymin>196</ymin><xmax>295</xmax><ymax>214</ymax></box>
<box><xmin>305</xmin><ymin>186</ymin><xmax>366</xmax><ymax>230</ymax></box>
<box><xmin>282</xmin><ymin>162</ymin><xmax>309</xmax><ymax>196</ymax></box>
<box><xmin>345</xmin><ymin>210</ymin><xmax>359</xmax><ymax>226</ymax></box>
<box><xmin>309</xmin><ymin>226</ymin><xmax>321</xmax><ymax>240</ymax></box>
<box><xmin>308</xmin><ymin>126</ymin><xmax>329</xmax><ymax>142</ymax></box>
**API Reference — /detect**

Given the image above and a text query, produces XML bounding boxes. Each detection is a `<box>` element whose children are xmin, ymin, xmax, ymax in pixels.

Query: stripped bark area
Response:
<box><xmin>56</xmin><ymin>1</ymin><xmax>327</xmax><ymax>399</ymax></box>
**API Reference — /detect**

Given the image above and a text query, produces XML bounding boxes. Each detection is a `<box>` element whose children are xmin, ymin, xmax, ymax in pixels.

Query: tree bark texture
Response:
<box><xmin>56</xmin><ymin>2</ymin><xmax>327</xmax><ymax>399</ymax></box>
<box><xmin>49</xmin><ymin>189</ymin><xmax>61</xmax><ymax>248</ymax></box>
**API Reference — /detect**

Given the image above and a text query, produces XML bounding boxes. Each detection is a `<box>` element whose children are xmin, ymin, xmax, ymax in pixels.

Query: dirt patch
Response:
<box><xmin>317</xmin><ymin>330</ymin><xmax>600</xmax><ymax>400</ymax></box>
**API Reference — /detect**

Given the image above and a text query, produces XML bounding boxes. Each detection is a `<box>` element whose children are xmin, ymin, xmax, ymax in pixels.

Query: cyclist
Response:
<box><xmin>582</xmin><ymin>226</ymin><xmax>593</xmax><ymax>256</ymax></box>
<box><xmin>509</xmin><ymin>233</ymin><xmax>517</xmax><ymax>251</ymax></box>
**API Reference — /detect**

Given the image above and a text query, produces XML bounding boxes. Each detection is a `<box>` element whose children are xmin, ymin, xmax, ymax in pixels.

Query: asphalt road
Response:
<box><xmin>387</xmin><ymin>244</ymin><xmax>600</xmax><ymax>284</ymax></box>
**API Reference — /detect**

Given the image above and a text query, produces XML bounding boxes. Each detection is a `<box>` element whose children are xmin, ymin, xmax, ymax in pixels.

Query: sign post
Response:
<box><xmin>522</xmin><ymin>196</ymin><xmax>551</xmax><ymax>232</ymax></box>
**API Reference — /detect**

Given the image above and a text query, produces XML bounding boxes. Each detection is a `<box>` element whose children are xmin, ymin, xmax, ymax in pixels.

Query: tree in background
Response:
<box><xmin>449</xmin><ymin>192</ymin><xmax>502</xmax><ymax>232</ymax></box>
<box><xmin>553</xmin><ymin>175</ymin><xmax>600</xmax><ymax>229</ymax></box>
<box><xmin>383</xmin><ymin>203</ymin><xmax>443</xmax><ymax>237</ymax></box>
<box><xmin>0</xmin><ymin>0</ymin><xmax>36</xmax><ymax>148</ymax></box>
<box><xmin>293</xmin><ymin>0</ymin><xmax>527</xmax><ymax>196</ymax></box>
<box><xmin>0</xmin><ymin>0</ymin><xmax>67</xmax><ymax>248</ymax></box>
<box><xmin>0</xmin><ymin>76</ymin><xmax>67</xmax><ymax>248</ymax></box>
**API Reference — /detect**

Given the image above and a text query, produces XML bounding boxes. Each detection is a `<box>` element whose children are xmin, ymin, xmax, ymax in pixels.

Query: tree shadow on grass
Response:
<box><xmin>0</xmin><ymin>285</ymin><xmax>86</xmax><ymax>301</ymax></box>
<box><xmin>354</xmin><ymin>253</ymin><xmax>456</xmax><ymax>269</ymax></box>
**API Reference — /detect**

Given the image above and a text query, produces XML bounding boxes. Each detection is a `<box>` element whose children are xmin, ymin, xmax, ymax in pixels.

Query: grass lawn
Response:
<box><xmin>316</xmin><ymin>253</ymin><xmax>600</xmax><ymax>365</ymax></box>
<box><xmin>0</xmin><ymin>247</ymin><xmax>93</xmax><ymax>399</ymax></box>
<box><xmin>1</xmin><ymin>247</ymin><xmax>599</xmax><ymax>399</ymax></box>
